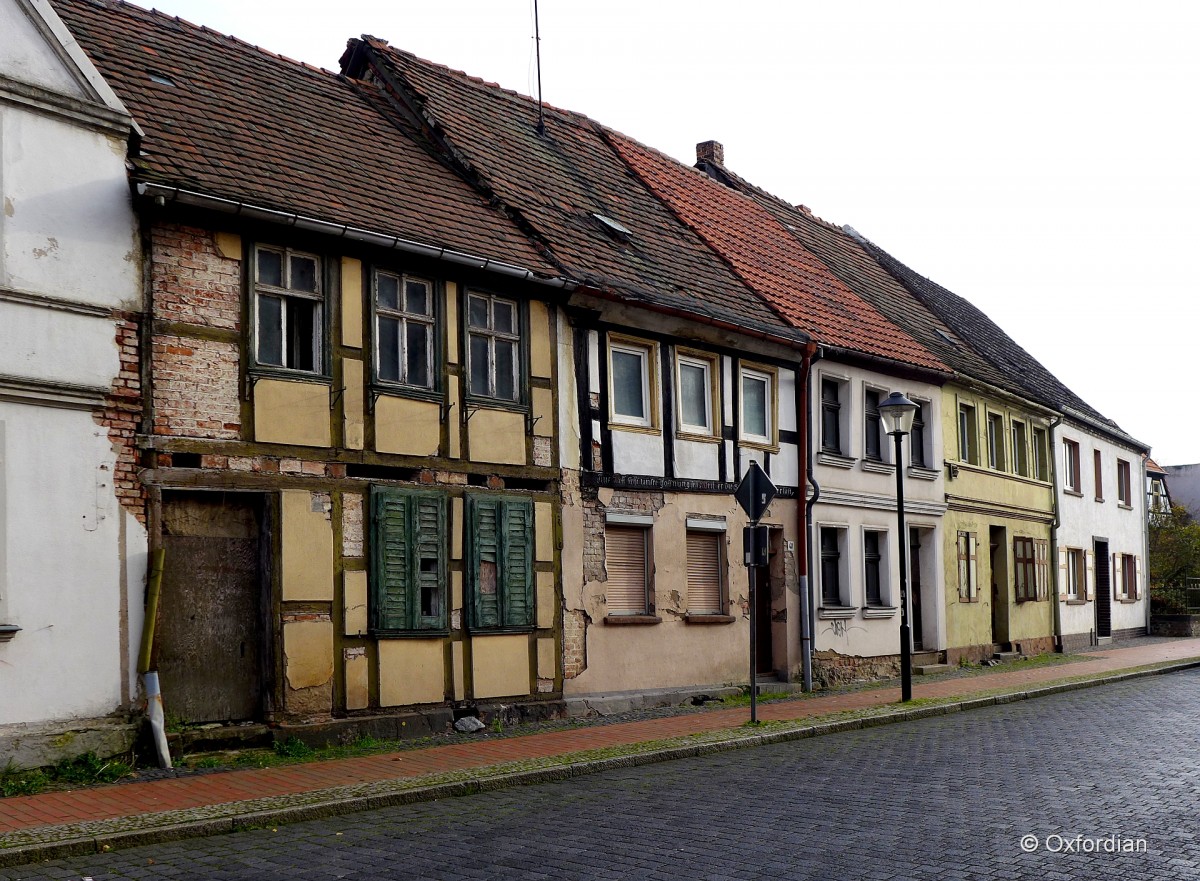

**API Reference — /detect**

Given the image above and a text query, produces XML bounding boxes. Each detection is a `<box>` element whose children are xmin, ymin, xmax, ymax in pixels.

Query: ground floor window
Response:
<box><xmin>605</xmin><ymin>524</ymin><xmax>652</xmax><ymax>615</ymax></box>
<box><xmin>820</xmin><ymin>526</ymin><xmax>847</xmax><ymax>606</ymax></box>
<box><xmin>685</xmin><ymin>530</ymin><xmax>725</xmax><ymax>615</ymax></box>
<box><xmin>466</xmin><ymin>495</ymin><xmax>534</xmax><ymax>629</ymax></box>
<box><xmin>371</xmin><ymin>488</ymin><xmax>447</xmax><ymax>633</ymax></box>
<box><xmin>957</xmin><ymin>531</ymin><xmax>978</xmax><ymax>601</ymax></box>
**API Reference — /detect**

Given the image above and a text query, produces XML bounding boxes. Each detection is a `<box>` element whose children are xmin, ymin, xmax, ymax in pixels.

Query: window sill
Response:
<box><xmin>609</xmin><ymin>422</ymin><xmax>662</xmax><ymax>437</ymax></box>
<box><xmin>907</xmin><ymin>466</ymin><xmax>940</xmax><ymax>481</ymax></box>
<box><xmin>250</xmin><ymin>368</ymin><xmax>331</xmax><ymax>384</ymax></box>
<box><xmin>684</xmin><ymin>613</ymin><xmax>736</xmax><ymax>625</ymax></box>
<box><xmin>860</xmin><ymin>459</ymin><xmax>895</xmax><ymax>475</ymax></box>
<box><xmin>1064</xmin><ymin>598</ymin><xmax>1088</xmax><ymax>605</ymax></box>
<box><xmin>372</xmin><ymin>383</ymin><xmax>444</xmax><ymax>405</ymax></box>
<box><xmin>1094</xmin><ymin>497</ymin><xmax>1104</xmax><ymax>504</ymax></box>
<box><xmin>463</xmin><ymin>395</ymin><xmax>530</xmax><ymax>415</ymax></box>
<box><xmin>957</xmin><ymin>595</ymin><xmax>980</xmax><ymax>603</ymax></box>
<box><xmin>468</xmin><ymin>626</ymin><xmax>538</xmax><ymax>636</ymax></box>
<box><xmin>738</xmin><ymin>438</ymin><xmax>780</xmax><ymax>453</ymax></box>
<box><xmin>1118</xmin><ymin>503</ymin><xmax>1133</xmax><ymax>511</ymax></box>
<box><xmin>0</xmin><ymin>624</ymin><xmax>20</xmax><ymax>642</ymax></box>
<box><xmin>817</xmin><ymin>605</ymin><xmax>857</xmax><ymax>619</ymax></box>
<box><xmin>861</xmin><ymin>605</ymin><xmax>897</xmax><ymax>619</ymax></box>
<box><xmin>676</xmin><ymin>430</ymin><xmax>722</xmax><ymax>444</ymax></box>
<box><xmin>817</xmin><ymin>451</ymin><xmax>855</xmax><ymax>469</ymax></box>
<box><xmin>372</xmin><ymin>629</ymin><xmax>449</xmax><ymax>639</ymax></box>
<box><xmin>1063</xmin><ymin>488</ymin><xmax>1084</xmax><ymax>497</ymax></box>
<box><xmin>1117</xmin><ymin>596</ymin><xmax>1139</xmax><ymax>604</ymax></box>
<box><xmin>604</xmin><ymin>615</ymin><xmax>661</xmax><ymax>625</ymax></box>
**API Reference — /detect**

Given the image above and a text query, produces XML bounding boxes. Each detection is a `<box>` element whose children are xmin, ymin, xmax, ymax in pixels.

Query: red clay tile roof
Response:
<box><xmin>52</xmin><ymin>0</ymin><xmax>556</xmax><ymax>276</ymax></box>
<box><xmin>357</xmin><ymin>42</ymin><xmax>800</xmax><ymax>340</ymax></box>
<box><xmin>608</xmin><ymin>134</ymin><xmax>946</xmax><ymax>372</ymax></box>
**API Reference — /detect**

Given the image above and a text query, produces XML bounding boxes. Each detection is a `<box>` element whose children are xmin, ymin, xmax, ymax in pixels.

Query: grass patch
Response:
<box><xmin>721</xmin><ymin>690</ymin><xmax>793</xmax><ymax>706</ymax></box>
<box><xmin>1</xmin><ymin>752</ymin><xmax>132</xmax><ymax>798</ymax></box>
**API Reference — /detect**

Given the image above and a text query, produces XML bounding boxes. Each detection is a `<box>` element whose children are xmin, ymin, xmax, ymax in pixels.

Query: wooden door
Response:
<box><xmin>157</xmin><ymin>493</ymin><xmax>266</xmax><ymax>724</ymax></box>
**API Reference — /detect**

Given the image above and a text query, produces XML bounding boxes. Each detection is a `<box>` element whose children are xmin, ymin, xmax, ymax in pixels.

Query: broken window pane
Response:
<box><xmin>286</xmin><ymin>296</ymin><xmax>317</xmax><ymax>371</ymax></box>
<box><xmin>480</xmin><ymin>560</ymin><xmax>498</xmax><ymax>595</ymax></box>
<box><xmin>420</xmin><ymin>558</ymin><xmax>439</xmax><ymax>617</ymax></box>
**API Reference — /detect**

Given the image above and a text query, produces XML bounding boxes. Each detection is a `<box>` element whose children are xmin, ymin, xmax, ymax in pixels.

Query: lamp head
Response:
<box><xmin>878</xmin><ymin>391</ymin><xmax>919</xmax><ymax>436</ymax></box>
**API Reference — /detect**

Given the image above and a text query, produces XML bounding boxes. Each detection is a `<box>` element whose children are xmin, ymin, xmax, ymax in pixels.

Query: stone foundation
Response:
<box><xmin>1112</xmin><ymin>626</ymin><xmax>1149</xmax><ymax>641</ymax></box>
<box><xmin>945</xmin><ymin>644</ymin><xmax>995</xmax><ymax>666</ymax></box>
<box><xmin>1059</xmin><ymin>631</ymin><xmax>1093</xmax><ymax>653</ymax></box>
<box><xmin>1152</xmin><ymin>615</ymin><xmax>1200</xmax><ymax>637</ymax></box>
<box><xmin>812</xmin><ymin>650</ymin><xmax>900</xmax><ymax>688</ymax></box>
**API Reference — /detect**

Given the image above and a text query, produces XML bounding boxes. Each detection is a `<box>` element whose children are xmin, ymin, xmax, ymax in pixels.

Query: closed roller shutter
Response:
<box><xmin>687</xmin><ymin>531</ymin><xmax>723</xmax><ymax>614</ymax></box>
<box><xmin>605</xmin><ymin>526</ymin><xmax>648</xmax><ymax>615</ymax></box>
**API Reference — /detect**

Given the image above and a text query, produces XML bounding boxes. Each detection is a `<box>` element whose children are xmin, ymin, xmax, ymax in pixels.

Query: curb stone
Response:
<box><xmin>2</xmin><ymin>658</ymin><xmax>1198</xmax><ymax>869</ymax></box>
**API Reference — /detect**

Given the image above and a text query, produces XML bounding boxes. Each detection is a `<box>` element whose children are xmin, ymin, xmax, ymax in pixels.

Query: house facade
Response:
<box><xmin>0</xmin><ymin>0</ymin><xmax>146</xmax><ymax>763</ymax></box>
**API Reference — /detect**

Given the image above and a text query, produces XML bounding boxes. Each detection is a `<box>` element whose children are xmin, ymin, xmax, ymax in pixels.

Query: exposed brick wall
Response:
<box><xmin>562</xmin><ymin>609</ymin><xmax>588</xmax><ymax>679</ymax></box>
<box><xmin>151</xmin><ymin>224</ymin><xmax>241</xmax><ymax>329</ymax></box>
<box><xmin>1060</xmin><ymin>632</ymin><xmax>1093</xmax><ymax>653</ymax></box>
<box><xmin>94</xmin><ymin>310</ymin><xmax>146</xmax><ymax>526</ymax></box>
<box><xmin>151</xmin><ymin>335</ymin><xmax>241</xmax><ymax>439</ymax></box>
<box><xmin>342</xmin><ymin>493</ymin><xmax>364</xmax><ymax>558</ymax></box>
<box><xmin>812</xmin><ymin>651</ymin><xmax>900</xmax><ymax>688</ymax></box>
<box><xmin>1111</xmin><ymin>626</ymin><xmax>1149</xmax><ymax>641</ymax></box>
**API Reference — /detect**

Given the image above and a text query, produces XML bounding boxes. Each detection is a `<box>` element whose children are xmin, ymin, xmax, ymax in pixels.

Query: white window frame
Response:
<box><xmin>863</xmin><ymin>385</ymin><xmax>886</xmax><ymax>463</ymax></box>
<box><xmin>818</xmin><ymin>524</ymin><xmax>850</xmax><ymax>608</ymax></box>
<box><xmin>253</xmin><ymin>245</ymin><xmax>324</xmax><ymax>374</ymax></box>
<box><xmin>1117</xmin><ymin>459</ymin><xmax>1132</xmax><ymax>506</ymax></box>
<box><xmin>373</xmin><ymin>269</ymin><xmax>436</xmax><ymax>389</ymax></box>
<box><xmin>1066</xmin><ymin>547</ymin><xmax>1085</xmax><ymax>599</ymax></box>
<box><xmin>607</xmin><ymin>337</ymin><xmax>657</xmax><ymax>429</ymax></box>
<box><xmin>739</xmin><ymin>363</ymin><xmax>776</xmax><ymax>447</ymax></box>
<box><xmin>862</xmin><ymin>528</ymin><xmax>891</xmax><ymax>607</ymax></box>
<box><xmin>684</xmin><ymin>520</ymin><xmax>727</xmax><ymax>615</ymax></box>
<box><xmin>465</xmin><ymin>291</ymin><xmax>522</xmax><ymax>402</ymax></box>
<box><xmin>603</xmin><ymin>518</ymin><xmax>653</xmax><ymax>616</ymax></box>
<box><xmin>1063</xmin><ymin>439</ymin><xmax>1082</xmax><ymax>493</ymax></box>
<box><xmin>909</xmin><ymin>398</ymin><xmax>930</xmax><ymax>468</ymax></box>
<box><xmin>675</xmin><ymin>351</ymin><xmax>717</xmax><ymax>437</ymax></box>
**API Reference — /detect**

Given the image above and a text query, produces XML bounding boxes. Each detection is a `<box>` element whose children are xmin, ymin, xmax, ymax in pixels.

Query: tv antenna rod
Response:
<box><xmin>534</xmin><ymin>0</ymin><xmax>545</xmax><ymax>134</ymax></box>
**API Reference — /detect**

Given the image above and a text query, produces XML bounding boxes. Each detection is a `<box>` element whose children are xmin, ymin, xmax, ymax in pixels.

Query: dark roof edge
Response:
<box><xmin>1060</xmin><ymin>407</ymin><xmax>1150</xmax><ymax>453</ymax></box>
<box><xmin>819</xmin><ymin>344</ymin><xmax>953</xmax><ymax>387</ymax></box>
<box><xmin>137</xmin><ymin>182</ymin><xmax>575</xmax><ymax>289</ymax></box>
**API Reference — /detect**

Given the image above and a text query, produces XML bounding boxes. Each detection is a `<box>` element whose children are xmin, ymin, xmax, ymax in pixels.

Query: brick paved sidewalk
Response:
<box><xmin>3</xmin><ymin>637</ymin><xmax>1199</xmax><ymax>847</ymax></box>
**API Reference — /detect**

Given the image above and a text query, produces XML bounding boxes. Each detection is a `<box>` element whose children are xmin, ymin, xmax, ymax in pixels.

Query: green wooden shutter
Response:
<box><xmin>413</xmin><ymin>494</ymin><xmax>447</xmax><ymax>629</ymax></box>
<box><xmin>372</xmin><ymin>488</ymin><xmax>410</xmax><ymax>631</ymax></box>
<box><xmin>502</xmin><ymin>499</ymin><xmax>534</xmax><ymax>627</ymax></box>
<box><xmin>471</xmin><ymin>496</ymin><xmax>501</xmax><ymax>628</ymax></box>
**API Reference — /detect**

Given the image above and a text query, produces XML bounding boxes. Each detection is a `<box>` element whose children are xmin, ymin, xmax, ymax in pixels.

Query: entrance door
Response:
<box><xmin>990</xmin><ymin>525</ymin><xmax>1009</xmax><ymax>646</ymax></box>
<box><xmin>157</xmin><ymin>492</ymin><xmax>267</xmax><ymax>723</ymax></box>
<box><xmin>1094</xmin><ymin>539</ymin><xmax>1112</xmax><ymax>638</ymax></box>
<box><xmin>756</xmin><ymin>529</ymin><xmax>782</xmax><ymax>676</ymax></box>
<box><xmin>909</xmin><ymin>527</ymin><xmax>924</xmax><ymax>651</ymax></box>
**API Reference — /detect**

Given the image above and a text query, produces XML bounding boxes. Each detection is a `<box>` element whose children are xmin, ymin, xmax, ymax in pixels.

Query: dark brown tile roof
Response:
<box><xmin>51</xmin><ymin>0</ymin><xmax>556</xmax><ymax>276</ymax></box>
<box><xmin>358</xmin><ymin>41</ymin><xmax>797</xmax><ymax>339</ymax></box>
<box><xmin>609</xmin><ymin>135</ymin><xmax>946</xmax><ymax>373</ymax></box>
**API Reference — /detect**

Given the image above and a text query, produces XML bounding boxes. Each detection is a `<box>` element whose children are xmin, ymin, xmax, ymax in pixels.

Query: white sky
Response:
<box><xmin>137</xmin><ymin>0</ymin><xmax>1200</xmax><ymax>465</ymax></box>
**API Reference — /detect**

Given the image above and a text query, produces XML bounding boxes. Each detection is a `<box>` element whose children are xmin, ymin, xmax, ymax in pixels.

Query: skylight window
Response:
<box><xmin>935</xmin><ymin>328</ymin><xmax>958</xmax><ymax>346</ymax></box>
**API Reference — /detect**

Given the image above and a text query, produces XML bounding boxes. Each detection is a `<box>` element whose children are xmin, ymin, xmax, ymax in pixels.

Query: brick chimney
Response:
<box><xmin>696</xmin><ymin>140</ymin><xmax>724</xmax><ymax>166</ymax></box>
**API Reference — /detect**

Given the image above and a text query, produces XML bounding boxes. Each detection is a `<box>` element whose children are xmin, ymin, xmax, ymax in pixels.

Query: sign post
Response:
<box><xmin>734</xmin><ymin>460</ymin><xmax>777</xmax><ymax>724</ymax></box>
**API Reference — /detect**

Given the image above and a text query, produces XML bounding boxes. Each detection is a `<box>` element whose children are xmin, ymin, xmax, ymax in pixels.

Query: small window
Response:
<box><xmin>957</xmin><ymin>531</ymin><xmax>978</xmax><ymax>600</ymax></box>
<box><xmin>1063</xmin><ymin>439</ymin><xmax>1081</xmax><ymax>492</ymax></box>
<box><xmin>863</xmin><ymin>530</ymin><xmax>886</xmax><ymax>606</ymax></box>
<box><xmin>1011</xmin><ymin>420</ymin><xmax>1028</xmax><ymax>477</ymax></box>
<box><xmin>1117</xmin><ymin>459</ymin><xmax>1132</xmax><ymax>506</ymax></box>
<box><xmin>821</xmin><ymin>378</ymin><xmax>843</xmax><ymax>454</ymax></box>
<box><xmin>1119</xmin><ymin>553</ymin><xmax>1138</xmax><ymax>599</ymax></box>
<box><xmin>909</xmin><ymin>401</ymin><xmax>928</xmax><ymax>468</ymax></box>
<box><xmin>676</xmin><ymin>352</ymin><xmax>716</xmax><ymax>436</ymax></box>
<box><xmin>958</xmin><ymin>403</ymin><xmax>978</xmax><ymax>465</ymax></box>
<box><xmin>609</xmin><ymin>338</ymin><xmax>656</xmax><ymax>428</ymax></box>
<box><xmin>864</xmin><ymin>389</ymin><xmax>882</xmax><ymax>461</ymax></box>
<box><xmin>1093</xmin><ymin>450</ymin><xmax>1104</xmax><ymax>501</ymax></box>
<box><xmin>1013</xmin><ymin>536</ymin><xmax>1037</xmax><ymax>601</ymax></box>
<box><xmin>254</xmin><ymin>245</ymin><xmax>323</xmax><ymax>372</ymax></box>
<box><xmin>466</xmin><ymin>495</ymin><xmax>534</xmax><ymax>629</ymax></box>
<box><xmin>1032</xmin><ymin>427</ymin><xmax>1049</xmax><ymax>481</ymax></box>
<box><xmin>466</xmin><ymin>292</ymin><xmax>521</xmax><ymax>402</ymax></box>
<box><xmin>605</xmin><ymin>524</ymin><xmax>652</xmax><ymax>615</ymax></box>
<box><xmin>819</xmin><ymin>527</ymin><xmax>846</xmax><ymax>606</ymax></box>
<box><xmin>685</xmin><ymin>530</ymin><xmax>724</xmax><ymax>614</ymax></box>
<box><xmin>1066</xmin><ymin>548</ymin><xmax>1085</xmax><ymax>598</ymax></box>
<box><xmin>370</xmin><ymin>488</ymin><xmax>447</xmax><ymax>632</ymax></box>
<box><xmin>740</xmin><ymin>365</ymin><xmax>775</xmax><ymax>446</ymax></box>
<box><xmin>986</xmin><ymin>413</ymin><xmax>1005</xmax><ymax>471</ymax></box>
<box><xmin>375</xmin><ymin>270</ymin><xmax>435</xmax><ymax>389</ymax></box>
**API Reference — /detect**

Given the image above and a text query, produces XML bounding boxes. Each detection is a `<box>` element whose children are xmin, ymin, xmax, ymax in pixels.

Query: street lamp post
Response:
<box><xmin>878</xmin><ymin>391</ymin><xmax>919</xmax><ymax>703</ymax></box>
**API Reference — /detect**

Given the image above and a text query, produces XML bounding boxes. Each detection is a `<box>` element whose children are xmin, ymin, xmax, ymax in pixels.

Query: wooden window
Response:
<box><xmin>1117</xmin><ymin>459</ymin><xmax>1132</xmax><ymax>506</ymax></box>
<box><xmin>1093</xmin><ymin>450</ymin><xmax>1104</xmax><ymax>501</ymax></box>
<box><xmin>609</xmin><ymin>339</ymin><xmax>655</xmax><ymax>427</ymax></box>
<box><xmin>254</xmin><ymin>245</ymin><xmax>323</xmax><ymax>372</ymax></box>
<box><xmin>820</xmin><ymin>527</ymin><xmax>845</xmax><ymax>606</ymax></box>
<box><xmin>820</xmin><ymin>378</ymin><xmax>842</xmax><ymax>454</ymax></box>
<box><xmin>605</xmin><ymin>525</ymin><xmax>651</xmax><ymax>615</ymax></box>
<box><xmin>466</xmin><ymin>291</ymin><xmax>521</xmax><ymax>402</ymax></box>
<box><xmin>1063</xmin><ymin>439</ymin><xmax>1081</xmax><ymax>492</ymax></box>
<box><xmin>864</xmin><ymin>389</ymin><xmax>882</xmax><ymax>461</ymax></box>
<box><xmin>863</xmin><ymin>530</ymin><xmax>884</xmax><ymax>606</ymax></box>
<box><xmin>958</xmin><ymin>403</ymin><xmax>978</xmax><ymax>465</ymax></box>
<box><xmin>1032</xmin><ymin>427</ymin><xmax>1049</xmax><ymax>481</ymax></box>
<box><xmin>957</xmin><ymin>531</ymin><xmax>978</xmax><ymax>600</ymax></box>
<box><xmin>370</xmin><ymin>488</ymin><xmax>447</xmax><ymax>632</ymax></box>
<box><xmin>1035</xmin><ymin>538</ymin><xmax>1049</xmax><ymax>601</ymax></box>
<box><xmin>1011</xmin><ymin>420</ymin><xmax>1029</xmax><ymax>477</ymax></box>
<box><xmin>676</xmin><ymin>352</ymin><xmax>717</xmax><ymax>436</ymax></box>
<box><xmin>374</xmin><ymin>270</ymin><xmax>435</xmax><ymax>388</ymax></box>
<box><xmin>685</xmin><ymin>530</ymin><xmax>724</xmax><ymax>614</ymax></box>
<box><xmin>986</xmin><ymin>413</ymin><xmax>1005</xmax><ymax>471</ymax></box>
<box><xmin>466</xmin><ymin>495</ymin><xmax>533</xmax><ymax>629</ymax></box>
<box><xmin>739</xmin><ymin>365</ymin><xmax>775</xmax><ymax>446</ymax></box>
<box><xmin>1066</xmin><ymin>548</ymin><xmax>1085</xmax><ymax>598</ymax></box>
<box><xmin>910</xmin><ymin>401</ymin><xmax>927</xmax><ymax>468</ymax></box>
<box><xmin>1116</xmin><ymin>553</ymin><xmax>1138</xmax><ymax>599</ymax></box>
<box><xmin>1013</xmin><ymin>536</ymin><xmax>1037</xmax><ymax>601</ymax></box>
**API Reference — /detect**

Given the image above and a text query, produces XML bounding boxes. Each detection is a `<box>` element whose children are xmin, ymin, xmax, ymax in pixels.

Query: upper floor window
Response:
<box><xmin>1011</xmin><ymin>420</ymin><xmax>1029</xmax><ymax>477</ymax></box>
<box><xmin>1117</xmin><ymin>459</ymin><xmax>1132</xmax><ymax>506</ymax></box>
<box><xmin>863</xmin><ymin>389</ymin><xmax>882</xmax><ymax>461</ymax></box>
<box><xmin>740</xmin><ymin>364</ymin><xmax>775</xmax><ymax>446</ymax></box>
<box><xmin>1093</xmin><ymin>450</ymin><xmax>1104</xmax><ymax>501</ymax></box>
<box><xmin>254</xmin><ymin>246</ymin><xmax>323</xmax><ymax>372</ymax></box>
<box><xmin>375</xmin><ymin>270</ymin><xmax>435</xmax><ymax>388</ymax></box>
<box><xmin>1063</xmin><ymin>439</ymin><xmax>1081</xmax><ymax>493</ymax></box>
<box><xmin>608</xmin><ymin>337</ymin><xmax>656</xmax><ymax>428</ymax></box>
<box><xmin>909</xmin><ymin>400</ymin><xmax>928</xmax><ymax>468</ymax></box>
<box><xmin>986</xmin><ymin>412</ymin><xmax>1006</xmax><ymax>471</ymax></box>
<box><xmin>676</xmin><ymin>351</ymin><xmax>716</xmax><ymax>437</ymax></box>
<box><xmin>467</xmin><ymin>292</ymin><xmax>520</xmax><ymax>402</ymax></box>
<box><xmin>820</xmin><ymin>378</ymin><xmax>843</xmax><ymax>454</ymax></box>
<box><xmin>958</xmin><ymin>403</ymin><xmax>978</xmax><ymax>465</ymax></box>
<box><xmin>1032</xmin><ymin>427</ymin><xmax>1049</xmax><ymax>481</ymax></box>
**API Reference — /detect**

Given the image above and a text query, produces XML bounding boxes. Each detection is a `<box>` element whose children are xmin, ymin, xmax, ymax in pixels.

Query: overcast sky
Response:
<box><xmin>137</xmin><ymin>0</ymin><xmax>1200</xmax><ymax>465</ymax></box>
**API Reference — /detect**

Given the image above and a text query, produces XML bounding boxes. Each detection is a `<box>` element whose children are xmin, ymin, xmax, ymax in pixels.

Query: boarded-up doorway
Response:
<box><xmin>157</xmin><ymin>492</ymin><xmax>269</xmax><ymax>724</ymax></box>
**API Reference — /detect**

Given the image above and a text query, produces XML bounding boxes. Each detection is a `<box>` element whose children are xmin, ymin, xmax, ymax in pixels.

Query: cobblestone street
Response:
<box><xmin>6</xmin><ymin>669</ymin><xmax>1200</xmax><ymax>880</ymax></box>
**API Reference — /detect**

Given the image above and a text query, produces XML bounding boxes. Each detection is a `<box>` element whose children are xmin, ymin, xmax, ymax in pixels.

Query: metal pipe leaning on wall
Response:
<box><xmin>137</xmin><ymin>548</ymin><xmax>172</xmax><ymax>769</ymax></box>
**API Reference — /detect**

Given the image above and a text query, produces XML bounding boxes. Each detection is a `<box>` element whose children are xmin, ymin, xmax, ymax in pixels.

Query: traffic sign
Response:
<box><xmin>734</xmin><ymin>460</ymin><xmax>777</xmax><ymax>523</ymax></box>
